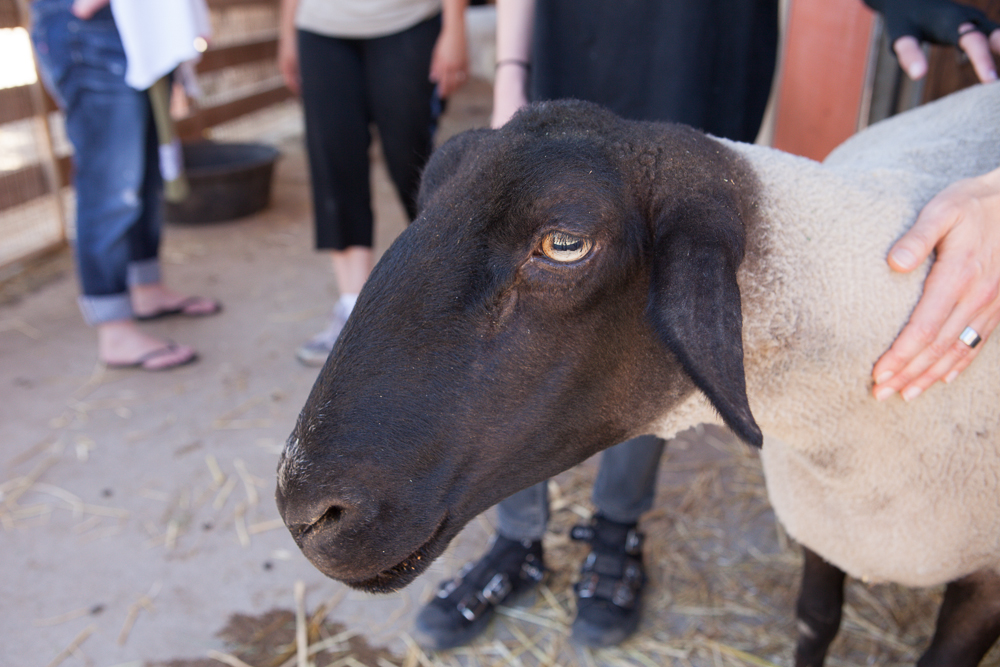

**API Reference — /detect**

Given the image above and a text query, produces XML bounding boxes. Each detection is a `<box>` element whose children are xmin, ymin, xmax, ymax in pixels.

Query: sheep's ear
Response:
<box><xmin>417</xmin><ymin>129</ymin><xmax>493</xmax><ymax>213</ymax></box>
<box><xmin>648</xmin><ymin>201</ymin><xmax>763</xmax><ymax>448</ymax></box>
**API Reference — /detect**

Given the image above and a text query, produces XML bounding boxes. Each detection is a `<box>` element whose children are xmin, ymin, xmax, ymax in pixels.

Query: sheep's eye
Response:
<box><xmin>540</xmin><ymin>231</ymin><xmax>593</xmax><ymax>263</ymax></box>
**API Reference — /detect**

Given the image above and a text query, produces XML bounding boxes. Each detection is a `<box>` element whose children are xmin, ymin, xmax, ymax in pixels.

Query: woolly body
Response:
<box><xmin>651</xmin><ymin>83</ymin><xmax>1000</xmax><ymax>588</ymax></box>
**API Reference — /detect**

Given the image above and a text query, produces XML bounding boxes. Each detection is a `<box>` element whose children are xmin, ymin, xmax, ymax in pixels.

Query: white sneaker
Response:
<box><xmin>296</xmin><ymin>302</ymin><xmax>351</xmax><ymax>367</ymax></box>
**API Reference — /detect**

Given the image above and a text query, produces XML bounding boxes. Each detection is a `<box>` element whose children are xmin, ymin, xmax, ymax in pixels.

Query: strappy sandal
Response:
<box><xmin>570</xmin><ymin>515</ymin><xmax>646</xmax><ymax>647</ymax></box>
<box><xmin>414</xmin><ymin>535</ymin><xmax>545</xmax><ymax>650</ymax></box>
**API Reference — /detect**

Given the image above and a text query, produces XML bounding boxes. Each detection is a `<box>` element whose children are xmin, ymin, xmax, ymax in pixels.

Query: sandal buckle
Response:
<box><xmin>521</xmin><ymin>561</ymin><xmax>545</xmax><ymax>583</ymax></box>
<box><xmin>482</xmin><ymin>573</ymin><xmax>512</xmax><ymax>603</ymax></box>
<box><xmin>436</xmin><ymin>577</ymin><xmax>460</xmax><ymax>599</ymax></box>
<box><xmin>577</xmin><ymin>572</ymin><xmax>600</xmax><ymax>598</ymax></box>
<box><xmin>612</xmin><ymin>581</ymin><xmax>636</xmax><ymax>609</ymax></box>
<box><xmin>624</xmin><ymin>529</ymin><xmax>643</xmax><ymax>556</ymax></box>
<box><xmin>457</xmin><ymin>592</ymin><xmax>489</xmax><ymax>622</ymax></box>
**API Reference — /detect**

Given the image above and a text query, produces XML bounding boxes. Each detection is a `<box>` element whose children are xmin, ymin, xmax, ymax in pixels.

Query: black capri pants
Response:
<box><xmin>297</xmin><ymin>15</ymin><xmax>441</xmax><ymax>250</ymax></box>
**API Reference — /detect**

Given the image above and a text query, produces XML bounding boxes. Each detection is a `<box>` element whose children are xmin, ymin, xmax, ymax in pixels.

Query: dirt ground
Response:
<box><xmin>2</xmin><ymin>79</ymin><xmax>995</xmax><ymax>667</ymax></box>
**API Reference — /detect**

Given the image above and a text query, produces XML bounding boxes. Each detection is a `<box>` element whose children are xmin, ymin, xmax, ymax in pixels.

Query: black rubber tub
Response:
<box><xmin>165</xmin><ymin>142</ymin><xmax>280</xmax><ymax>223</ymax></box>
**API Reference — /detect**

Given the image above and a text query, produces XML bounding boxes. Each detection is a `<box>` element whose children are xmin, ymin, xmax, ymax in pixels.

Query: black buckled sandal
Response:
<box><xmin>570</xmin><ymin>515</ymin><xmax>646</xmax><ymax>647</ymax></box>
<box><xmin>414</xmin><ymin>535</ymin><xmax>545</xmax><ymax>650</ymax></box>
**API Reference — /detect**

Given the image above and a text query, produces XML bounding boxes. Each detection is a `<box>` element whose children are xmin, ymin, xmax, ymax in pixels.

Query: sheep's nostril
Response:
<box><xmin>290</xmin><ymin>504</ymin><xmax>344</xmax><ymax>543</ymax></box>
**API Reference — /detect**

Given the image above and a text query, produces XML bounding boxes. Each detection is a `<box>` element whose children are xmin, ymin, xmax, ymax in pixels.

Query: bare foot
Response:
<box><xmin>98</xmin><ymin>320</ymin><xmax>197</xmax><ymax>371</ymax></box>
<box><xmin>131</xmin><ymin>283</ymin><xmax>221</xmax><ymax>320</ymax></box>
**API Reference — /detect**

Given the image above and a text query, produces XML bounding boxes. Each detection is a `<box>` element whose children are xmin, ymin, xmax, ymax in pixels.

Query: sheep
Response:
<box><xmin>275</xmin><ymin>82</ymin><xmax>1000</xmax><ymax>666</ymax></box>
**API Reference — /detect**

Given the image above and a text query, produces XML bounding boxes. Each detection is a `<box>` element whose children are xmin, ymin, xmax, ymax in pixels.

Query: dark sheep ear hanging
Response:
<box><xmin>646</xmin><ymin>199</ymin><xmax>762</xmax><ymax>448</ymax></box>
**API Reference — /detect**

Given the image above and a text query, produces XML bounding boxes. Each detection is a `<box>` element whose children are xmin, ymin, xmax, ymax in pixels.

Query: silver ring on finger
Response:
<box><xmin>959</xmin><ymin>326</ymin><xmax>982</xmax><ymax>349</ymax></box>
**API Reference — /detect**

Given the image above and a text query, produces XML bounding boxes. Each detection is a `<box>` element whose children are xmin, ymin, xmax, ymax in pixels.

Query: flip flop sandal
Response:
<box><xmin>104</xmin><ymin>343</ymin><xmax>198</xmax><ymax>371</ymax></box>
<box><xmin>134</xmin><ymin>296</ymin><xmax>222</xmax><ymax>321</ymax></box>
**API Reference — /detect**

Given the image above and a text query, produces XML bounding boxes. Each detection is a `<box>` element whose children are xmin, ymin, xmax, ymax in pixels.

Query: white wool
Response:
<box><xmin>654</xmin><ymin>83</ymin><xmax>1000</xmax><ymax>587</ymax></box>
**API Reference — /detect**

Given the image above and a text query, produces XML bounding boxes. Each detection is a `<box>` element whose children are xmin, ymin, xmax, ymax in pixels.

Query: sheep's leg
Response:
<box><xmin>793</xmin><ymin>547</ymin><xmax>846</xmax><ymax>667</ymax></box>
<box><xmin>917</xmin><ymin>568</ymin><xmax>1000</xmax><ymax>667</ymax></box>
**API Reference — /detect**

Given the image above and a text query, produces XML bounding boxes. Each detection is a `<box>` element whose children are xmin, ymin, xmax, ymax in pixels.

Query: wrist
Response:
<box><xmin>496</xmin><ymin>58</ymin><xmax>530</xmax><ymax>72</ymax></box>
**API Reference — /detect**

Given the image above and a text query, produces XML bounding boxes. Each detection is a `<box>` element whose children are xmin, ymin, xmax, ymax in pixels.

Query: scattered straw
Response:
<box><xmin>249</xmin><ymin>518</ymin><xmax>285</xmax><ymax>535</ymax></box>
<box><xmin>294</xmin><ymin>580</ymin><xmax>309</xmax><ymax>667</ymax></box>
<box><xmin>495</xmin><ymin>606</ymin><xmax>567</xmax><ymax>632</ymax></box>
<box><xmin>212</xmin><ymin>396</ymin><xmax>266</xmax><ymax>430</ymax></box>
<box><xmin>234</xmin><ymin>502</ymin><xmax>250</xmax><ymax>548</ymax></box>
<box><xmin>399</xmin><ymin>633</ymin><xmax>436</xmax><ymax>667</ymax></box>
<box><xmin>206</xmin><ymin>454</ymin><xmax>226</xmax><ymax>487</ymax></box>
<box><xmin>71</xmin><ymin>515</ymin><xmax>102</xmax><ymax>534</ymax></box>
<box><xmin>275</xmin><ymin>630</ymin><xmax>359</xmax><ymax>667</ymax></box>
<box><xmin>214</xmin><ymin>476</ymin><xmax>238</xmax><ymax>510</ymax></box>
<box><xmin>507</xmin><ymin>624</ymin><xmax>553</xmax><ymax>666</ymax></box>
<box><xmin>207</xmin><ymin>649</ymin><xmax>257</xmax><ymax>667</ymax></box>
<box><xmin>117</xmin><ymin>583</ymin><xmax>159</xmax><ymax>646</ymax></box>
<box><xmin>7</xmin><ymin>436</ymin><xmax>58</xmax><ymax>469</ymax></box>
<box><xmin>44</xmin><ymin>624</ymin><xmax>96</xmax><ymax>667</ymax></box>
<box><xmin>165</xmin><ymin>519</ymin><xmax>180</xmax><ymax>550</ymax></box>
<box><xmin>34</xmin><ymin>607</ymin><xmax>93</xmax><ymax>627</ymax></box>
<box><xmin>138</xmin><ymin>489</ymin><xmax>171</xmax><ymax>502</ymax></box>
<box><xmin>2</xmin><ymin>452</ymin><xmax>61</xmax><ymax>506</ymax></box>
<box><xmin>709</xmin><ymin>641</ymin><xmax>783</xmax><ymax>667</ymax></box>
<box><xmin>841</xmin><ymin>603</ymin><xmax>918</xmax><ymax>654</ymax></box>
<box><xmin>234</xmin><ymin>458</ymin><xmax>260</xmax><ymax>506</ymax></box>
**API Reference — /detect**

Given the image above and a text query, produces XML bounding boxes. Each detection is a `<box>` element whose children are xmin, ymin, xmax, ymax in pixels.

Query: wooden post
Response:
<box><xmin>771</xmin><ymin>0</ymin><xmax>877</xmax><ymax>160</ymax></box>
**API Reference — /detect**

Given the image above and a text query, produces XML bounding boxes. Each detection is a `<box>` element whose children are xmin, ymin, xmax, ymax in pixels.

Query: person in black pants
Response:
<box><xmin>278</xmin><ymin>0</ymin><xmax>469</xmax><ymax>367</ymax></box>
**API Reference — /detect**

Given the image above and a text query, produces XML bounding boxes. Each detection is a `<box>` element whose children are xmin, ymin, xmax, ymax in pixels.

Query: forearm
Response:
<box><xmin>278</xmin><ymin>0</ymin><xmax>301</xmax><ymax>94</ymax></box>
<box><xmin>496</xmin><ymin>0</ymin><xmax>534</xmax><ymax>63</ymax></box>
<box><xmin>441</xmin><ymin>0</ymin><xmax>468</xmax><ymax>36</ymax></box>
<box><xmin>492</xmin><ymin>0</ymin><xmax>535</xmax><ymax>127</ymax></box>
<box><xmin>279</xmin><ymin>0</ymin><xmax>299</xmax><ymax>46</ymax></box>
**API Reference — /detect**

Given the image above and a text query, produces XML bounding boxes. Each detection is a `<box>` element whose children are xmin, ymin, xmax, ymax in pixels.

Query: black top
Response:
<box><xmin>529</xmin><ymin>0</ymin><xmax>779</xmax><ymax>143</ymax></box>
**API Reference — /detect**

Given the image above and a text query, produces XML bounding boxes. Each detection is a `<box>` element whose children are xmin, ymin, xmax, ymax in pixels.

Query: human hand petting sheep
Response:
<box><xmin>864</xmin><ymin>0</ymin><xmax>1000</xmax><ymax>400</ymax></box>
<box><xmin>873</xmin><ymin>166</ymin><xmax>1000</xmax><ymax>401</ymax></box>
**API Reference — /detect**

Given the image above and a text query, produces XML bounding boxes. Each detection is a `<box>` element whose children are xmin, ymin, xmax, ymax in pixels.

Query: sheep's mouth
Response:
<box><xmin>344</xmin><ymin>513</ymin><xmax>452</xmax><ymax>594</ymax></box>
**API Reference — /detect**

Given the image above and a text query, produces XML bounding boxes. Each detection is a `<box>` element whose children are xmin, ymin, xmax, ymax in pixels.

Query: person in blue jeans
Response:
<box><xmin>31</xmin><ymin>0</ymin><xmax>220</xmax><ymax>371</ymax></box>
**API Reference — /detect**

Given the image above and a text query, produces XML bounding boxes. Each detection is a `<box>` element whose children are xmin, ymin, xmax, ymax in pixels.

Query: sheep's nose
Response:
<box><xmin>286</xmin><ymin>502</ymin><xmax>344</xmax><ymax>545</ymax></box>
<box><xmin>275</xmin><ymin>479</ymin><xmax>359</xmax><ymax>545</ymax></box>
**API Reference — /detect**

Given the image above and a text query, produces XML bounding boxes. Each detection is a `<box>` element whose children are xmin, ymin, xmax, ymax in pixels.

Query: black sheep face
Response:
<box><xmin>275</xmin><ymin>100</ymin><xmax>762</xmax><ymax>592</ymax></box>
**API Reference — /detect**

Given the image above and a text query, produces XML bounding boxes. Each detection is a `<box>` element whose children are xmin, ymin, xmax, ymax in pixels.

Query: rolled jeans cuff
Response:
<box><xmin>128</xmin><ymin>258</ymin><xmax>161</xmax><ymax>286</ymax></box>
<box><xmin>78</xmin><ymin>293</ymin><xmax>132</xmax><ymax>326</ymax></box>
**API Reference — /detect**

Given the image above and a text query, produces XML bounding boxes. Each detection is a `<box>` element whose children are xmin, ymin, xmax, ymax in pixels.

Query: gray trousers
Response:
<box><xmin>496</xmin><ymin>435</ymin><xmax>665</xmax><ymax>541</ymax></box>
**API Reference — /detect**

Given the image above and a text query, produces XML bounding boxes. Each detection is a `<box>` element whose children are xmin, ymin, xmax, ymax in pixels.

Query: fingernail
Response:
<box><xmin>875</xmin><ymin>371</ymin><xmax>894</xmax><ymax>384</ymax></box>
<box><xmin>875</xmin><ymin>386</ymin><xmax>896</xmax><ymax>401</ymax></box>
<box><xmin>902</xmin><ymin>386</ymin><xmax>923</xmax><ymax>402</ymax></box>
<box><xmin>944</xmin><ymin>369</ymin><xmax>959</xmax><ymax>384</ymax></box>
<box><xmin>890</xmin><ymin>247</ymin><xmax>916</xmax><ymax>269</ymax></box>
